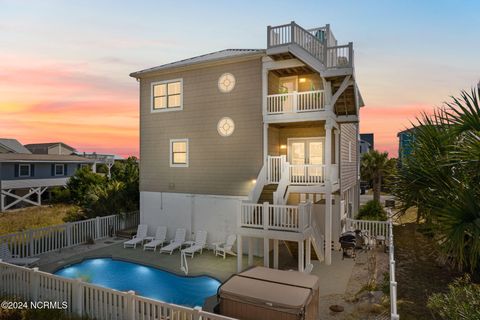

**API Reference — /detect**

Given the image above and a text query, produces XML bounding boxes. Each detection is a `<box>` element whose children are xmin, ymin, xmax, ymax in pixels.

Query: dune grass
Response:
<box><xmin>0</xmin><ymin>204</ymin><xmax>74</xmax><ymax>236</ymax></box>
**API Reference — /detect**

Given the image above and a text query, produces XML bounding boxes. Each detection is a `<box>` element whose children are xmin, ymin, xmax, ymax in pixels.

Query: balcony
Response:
<box><xmin>266</xmin><ymin>90</ymin><xmax>326</xmax><ymax>115</ymax></box>
<box><xmin>267</xmin><ymin>155</ymin><xmax>338</xmax><ymax>186</ymax></box>
<box><xmin>267</xmin><ymin>22</ymin><xmax>353</xmax><ymax>75</ymax></box>
<box><xmin>239</xmin><ymin>201</ymin><xmax>312</xmax><ymax>233</ymax></box>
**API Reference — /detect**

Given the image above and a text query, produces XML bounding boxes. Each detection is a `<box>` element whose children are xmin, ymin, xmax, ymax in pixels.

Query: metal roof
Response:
<box><xmin>0</xmin><ymin>153</ymin><xmax>93</xmax><ymax>163</ymax></box>
<box><xmin>130</xmin><ymin>49</ymin><xmax>265</xmax><ymax>77</ymax></box>
<box><xmin>24</xmin><ymin>142</ymin><xmax>77</xmax><ymax>152</ymax></box>
<box><xmin>0</xmin><ymin>139</ymin><xmax>32</xmax><ymax>154</ymax></box>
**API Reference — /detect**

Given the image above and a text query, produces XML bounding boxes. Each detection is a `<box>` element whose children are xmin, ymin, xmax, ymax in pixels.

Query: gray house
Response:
<box><xmin>130</xmin><ymin>22</ymin><xmax>363</xmax><ymax>271</ymax></box>
<box><xmin>0</xmin><ymin>139</ymin><xmax>92</xmax><ymax>211</ymax></box>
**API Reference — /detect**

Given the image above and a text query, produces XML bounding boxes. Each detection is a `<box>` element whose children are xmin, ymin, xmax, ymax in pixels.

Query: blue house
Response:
<box><xmin>397</xmin><ymin>128</ymin><xmax>416</xmax><ymax>165</ymax></box>
<box><xmin>0</xmin><ymin>139</ymin><xmax>92</xmax><ymax>211</ymax></box>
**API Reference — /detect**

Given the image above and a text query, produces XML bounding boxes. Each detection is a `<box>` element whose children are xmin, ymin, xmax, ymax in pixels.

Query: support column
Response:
<box><xmin>325</xmin><ymin>120</ymin><xmax>333</xmax><ymax>265</ymax></box>
<box><xmin>273</xmin><ymin>239</ymin><xmax>279</xmax><ymax>269</ymax></box>
<box><xmin>263</xmin><ymin>123</ymin><xmax>269</xmax><ymax>166</ymax></box>
<box><xmin>263</xmin><ymin>238</ymin><xmax>270</xmax><ymax>268</ymax></box>
<box><xmin>237</xmin><ymin>234</ymin><xmax>243</xmax><ymax>272</ymax></box>
<box><xmin>0</xmin><ymin>191</ymin><xmax>4</xmax><ymax>212</ymax></box>
<box><xmin>248</xmin><ymin>238</ymin><xmax>254</xmax><ymax>267</ymax></box>
<box><xmin>298</xmin><ymin>240</ymin><xmax>304</xmax><ymax>272</ymax></box>
<box><xmin>325</xmin><ymin>190</ymin><xmax>332</xmax><ymax>265</ymax></box>
<box><xmin>306</xmin><ymin>237</ymin><xmax>311</xmax><ymax>268</ymax></box>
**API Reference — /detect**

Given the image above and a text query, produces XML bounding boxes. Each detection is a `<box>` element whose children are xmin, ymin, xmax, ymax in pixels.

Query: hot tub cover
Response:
<box><xmin>219</xmin><ymin>267</ymin><xmax>319</xmax><ymax>313</ymax></box>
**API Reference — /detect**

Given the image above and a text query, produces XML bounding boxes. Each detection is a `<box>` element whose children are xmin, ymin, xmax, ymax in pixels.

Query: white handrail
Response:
<box><xmin>266</xmin><ymin>90</ymin><xmax>325</xmax><ymax>115</ymax></box>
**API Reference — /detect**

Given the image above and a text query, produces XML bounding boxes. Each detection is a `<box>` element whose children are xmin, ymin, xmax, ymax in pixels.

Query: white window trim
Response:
<box><xmin>151</xmin><ymin>78</ymin><xmax>183</xmax><ymax>113</ymax></box>
<box><xmin>18</xmin><ymin>164</ymin><xmax>31</xmax><ymax>177</ymax></box>
<box><xmin>170</xmin><ymin>139</ymin><xmax>189</xmax><ymax>168</ymax></box>
<box><xmin>55</xmin><ymin>164</ymin><xmax>65</xmax><ymax>176</ymax></box>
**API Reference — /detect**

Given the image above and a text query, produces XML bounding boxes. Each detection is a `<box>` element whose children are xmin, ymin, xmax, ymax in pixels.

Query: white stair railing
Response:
<box><xmin>267</xmin><ymin>155</ymin><xmax>286</xmax><ymax>183</ymax></box>
<box><xmin>248</xmin><ymin>164</ymin><xmax>267</xmax><ymax>203</ymax></box>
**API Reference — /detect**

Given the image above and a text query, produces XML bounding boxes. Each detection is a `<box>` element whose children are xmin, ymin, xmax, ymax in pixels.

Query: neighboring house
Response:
<box><xmin>360</xmin><ymin>133</ymin><xmax>374</xmax><ymax>153</ymax></box>
<box><xmin>397</xmin><ymin>128</ymin><xmax>417</xmax><ymax>165</ymax></box>
<box><xmin>75</xmin><ymin>152</ymin><xmax>125</xmax><ymax>177</ymax></box>
<box><xmin>0</xmin><ymin>138</ymin><xmax>32</xmax><ymax>154</ymax></box>
<box><xmin>25</xmin><ymin>142</ymin><xmax>76</xmax><ymax>155</ymax></box>
<box><xmin>130</xmin><ymin>22</ymin><xmax>363</xmax><ymax>270</ymax></box>
<box><xmin>0</xmin><ymin>140</ymin><xmax>93</xmax><ymax>211</ymax></box>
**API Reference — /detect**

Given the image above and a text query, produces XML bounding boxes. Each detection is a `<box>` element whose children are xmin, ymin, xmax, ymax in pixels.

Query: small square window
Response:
<box><xmin>170</xmin><ymin>139</ymin><xmax>188</xmax><ymax>167</ymax></box>
<box><xmin>19</xmin><ymin>164</ymin><xmax>31</xmax><ymax>177</ymax></box>
<box><xmin>55</xmin><ymin>164</ymin><xmax>65</xmax><ymax>176</ymax></box>
<box><xmin>152</xmin><ymin>79</ymin><xmax>183</xmax><ymax>112</ymax></box>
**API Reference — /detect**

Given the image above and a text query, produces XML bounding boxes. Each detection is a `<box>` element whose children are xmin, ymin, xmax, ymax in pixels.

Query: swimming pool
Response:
<box><xmin>54</xmin><ymin>258</ymin><xmax>220</xmax><ymax>307</ymax></box>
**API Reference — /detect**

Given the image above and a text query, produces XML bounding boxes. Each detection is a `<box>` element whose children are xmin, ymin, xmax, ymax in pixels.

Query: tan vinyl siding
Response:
<box><xmin>340</xmin><ymin>123</ymin><xmax>358</xmax><ymax>192</ymax></box>
<box><xmin>140</xmin><ymin>58</ymin><xmax>263</xmax><ymax>196</ymax></box>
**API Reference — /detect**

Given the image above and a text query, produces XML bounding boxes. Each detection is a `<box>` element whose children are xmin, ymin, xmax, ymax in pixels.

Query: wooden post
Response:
<box><xmin>298</xmin><ymin>240</ymin><xmax>304</xmax><ymax>272</ymax></box>
<box><xmin>72</xmin><ymin>279</ymin><xmax>83</xmax><ymax>315</ymax></box>
<box><xmin>30</xmin><ymin>267</ymin><xmax>39</xmax><ymax>300</ymax></box>
<box><xmin>263</xmin><ymin>238</ymin><xmax>270</xmax><ymax>268</ymax></box>
<box><xmin>262</xmin><ymin>202</ymin><xmax>269</xmax><ymax>230</ymax></box>
<box><xmin>306</xmin><ymin>237</ymin><xmax>311</xmax><ymax>268</ymax></box>
<box><xmin>237</xmin><ymin>234</ymin><xmax>243</xmax><ymax>272</ymax></box>
<box><xmin>95</xmin><ymin>216</ymin><xmax>101</xmax><ymax>240</ymax></box>
<box><xmin>248</xmin><ymin>238</ymin><xmax>254</xmax><ymax>267</ymax></box>
<box><xmin>273</xmin><ymin>239</ymin><xmax>279</xmax><ymax>269</ymax></box>
<box><xmin>125</xmin><ymin>290</ymin><xmax>136</xmax><ymax>319</ymax></box>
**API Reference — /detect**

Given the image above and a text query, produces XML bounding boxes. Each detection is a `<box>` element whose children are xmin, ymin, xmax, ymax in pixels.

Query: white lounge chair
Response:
<box><xmin>123</xmin><ymin>224</ymin><xmax>148</xmax><ymax>248</ymax></box>
<box><xmin>214</xmin><ymin>234</ymin><xmax>237</xmax><ymax>259</ymax></box>
<box><xmin>0</xmin><ymin>243</ymin><xmax>39</xmax><ymax>267</ymax></box>
<box><xmin>160</xmin><ymin>228</ymin><xmax>186</xmax><ymax>255</ymax></box>
<box><xmin>182</xmin><ymin>231</ymin><xmax>208</xmax><ymax>258</ymax></box>
<box><xmin>143</xmin><ymin>226</ymin><xmax>167</xmax><ymax>251</ymax></box>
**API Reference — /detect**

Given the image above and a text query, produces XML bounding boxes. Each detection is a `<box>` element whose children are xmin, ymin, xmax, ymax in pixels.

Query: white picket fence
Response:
<box><xmin>345</xmin><ymin>214</ymin><xmax>399</xmax><ymax>320</ymax></box>
<box><xmin>0</xmin><ymin>212</ymin><xmax>140</xmax><ymax>258</ymax></box>
<box><xmin>0</xmin><ymin>261</ymin><xmax>235</xmax><ymax>320</ymax></box>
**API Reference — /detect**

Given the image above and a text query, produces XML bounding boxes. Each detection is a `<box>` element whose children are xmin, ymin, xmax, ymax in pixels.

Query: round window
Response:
<box><xmin>217</xmin><ymin>117</ymin><xmax>235</xmax><ymax>137</ymax></box>
<box><xmin>218</xmin><ymin>73</ymin><xmax>236</xmax><ymax>93</ymax></box>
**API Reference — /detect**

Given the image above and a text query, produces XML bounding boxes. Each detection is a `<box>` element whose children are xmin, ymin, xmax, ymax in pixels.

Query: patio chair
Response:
<box><xmin>182</xmin><ymin>231</ymin><xmax>208</xmax><ymax>258</ymax></box>
<box><xmin>214</xmin><ymin>234</ymin><xmax>237</xmax><ymax>259</ymax></box>
<box><xmin>0</xmin><ymin>243</ymin><xmax>39</xmax><ymax>267</ymax></box>
<box><xmin>160</xmin><ymin>228</ymin><xmax>186</xmax><ymax>255</ymax></box>
<box><xmin>123</xmin><ymin>224</ymin><xmax>148</xmax><ymax>248</ymax></box>
<box><xmin>143</xmin><ymin>226</ymin><xmax>167</xmax><ymax>251</ymax></box>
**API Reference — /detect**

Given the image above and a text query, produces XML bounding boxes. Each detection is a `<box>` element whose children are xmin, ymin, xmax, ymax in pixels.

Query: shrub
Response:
<box><xmin>357</xmin><ymin>200</ymin><xmax>387</xmax><ymax>221</ymax></box>
<box><xmin>63</xmin><ymin>206</ymin><xmax>87</xmax><ymax>222</ymax></box>
<box><xmin>427</xmin><ymin>274</ymin><xmax>480</xmax><ymax>320</ymax></box>
<box><xmin>50</xmin><ymin>187</ymin><xmax>71</xmax><ymax>203</ymax></box>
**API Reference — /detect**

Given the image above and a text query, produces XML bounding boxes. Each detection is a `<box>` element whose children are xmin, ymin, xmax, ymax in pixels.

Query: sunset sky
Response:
<box><xmin>1</xmin><ymin>0</ymin><xmax>479</xmax><ymax>158</ymax></box>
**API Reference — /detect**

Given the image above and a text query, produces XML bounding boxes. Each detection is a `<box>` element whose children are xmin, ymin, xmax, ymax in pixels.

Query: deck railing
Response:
<box><xmin>289</xmin><ymin>164</ymin><xmax>325</xmax><ymax>185</ymax></box>
<box><xmin>0</xmin><ymin>261</ymin><xmax>235</xmax><ymax>320</ymax></box>
<box><xmin>268</xmin><ymin>22</ymin><xmax>353</xmax><ymax>70</ymax></box>
<box><xmin>326</xmin><ymin>43</ymin><xmax>353</xmax><ymax>69</ymax></box>
<box><xmin>0</xmin><ymin>212</ymin><xmax>140</xmax><ymax>258</ymax></box>
<box><xmin>240</xmin><ymin>201</ymin><xmax>312</xmax><ymax>232</ymax></box>
<box><xmin>268</xmin><ymin>22</ymin><xmax>326</xmax><ymax>64</ymax></box>
<box><xmin>266</xmin><ymin>90</ymin><xmax>325</xmax><ymax>115</ymax></box>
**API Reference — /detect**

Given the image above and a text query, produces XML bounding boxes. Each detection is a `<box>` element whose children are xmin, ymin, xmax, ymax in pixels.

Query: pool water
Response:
<box><xmin>54</xmin><ymin>258</ymin><xmax>220</xmax><ymax>307</ymax></box>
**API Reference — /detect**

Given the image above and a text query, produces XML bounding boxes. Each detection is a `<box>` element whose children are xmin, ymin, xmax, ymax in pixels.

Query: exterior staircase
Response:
<box><xmin>257</xmin><ymin>184</ymin><xmax>277</xmax><ymax>204</ymax></box>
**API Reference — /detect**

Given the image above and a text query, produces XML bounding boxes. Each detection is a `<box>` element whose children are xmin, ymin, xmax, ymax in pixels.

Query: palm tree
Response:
<box><xmin>361</xmin><ymin>150</ymin><xmax>394</xmax><ymax>203</ymax></box>
<box><xmin>394</xmin><ymin>86</ymin><xmax>480</xmax><ymax>271</ymax></box>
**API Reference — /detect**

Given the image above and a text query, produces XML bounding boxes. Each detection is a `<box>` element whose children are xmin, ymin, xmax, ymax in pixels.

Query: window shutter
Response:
<box><xmin>64</xmin><ymin>164</ymin><xmax>67</xmax><ymax>176</ymax></box>
<box><xmin>14</xmin><ymin>164</ymin><xmax>19</xmax><ymax>177</ymax></box>
<box><xmin>31</xmin><ymin>164</ymin><xmax>35</xmax><ymax>177</ymax></box>
<box><xmin>51</xmin><ymin>164</ymin><xmax>55</xmax><ymax>176</ymax></box>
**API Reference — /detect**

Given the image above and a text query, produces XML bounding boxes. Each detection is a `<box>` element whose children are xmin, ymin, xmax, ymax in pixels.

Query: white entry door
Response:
<box><xmin>288</xmin><ymin>138</ymin><xmax>324</xmax><ymax>182</ymax></box>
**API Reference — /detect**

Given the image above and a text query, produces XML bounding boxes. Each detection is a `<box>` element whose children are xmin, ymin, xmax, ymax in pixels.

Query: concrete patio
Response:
<box><xmin>38</xmin><ymin>237</ymin><xmax>357</xmax><ymax>294</ymax></box>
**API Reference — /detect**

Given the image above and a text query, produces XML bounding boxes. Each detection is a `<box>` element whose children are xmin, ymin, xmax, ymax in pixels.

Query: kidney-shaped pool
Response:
<box><xmin>54</xmin><ymin>258</ymin><xmax>220</xmax><ymax>307</ymax></box>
